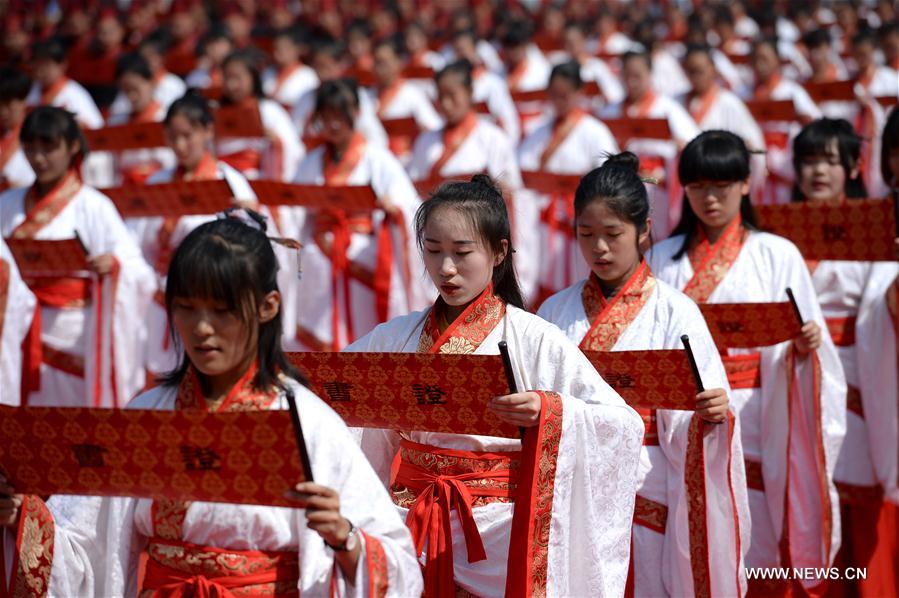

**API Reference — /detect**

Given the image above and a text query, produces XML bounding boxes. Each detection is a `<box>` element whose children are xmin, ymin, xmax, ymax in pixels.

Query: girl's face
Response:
<box><xmin>317</xmin><ymin>106</ymin><xmax>357</xmax><ymax>149</ymax></box>
<box><xmin>223</xmin><ymin>61</ymin><xmax>254</xmax><ymax>103</ymax></box>
<box><xmin>797</xmin><ymin>140</ymin><xmax>855</xmax><ymax>203</ymax></box>
<box><xmin>171</xmin><ymin>296</ymin><xmax>256</xmax><ymax>380</ymax></box>
<box><xmin>118</xmin><ymin>72</ymin><xmax>154</xmax><ymax>113</ymax></box>
<box><xmin>684</xmin><ymin>178</ymin><xmax>750</xmax><ymax>231</ymax></box>
<box><xmin>437</xmin><ymin>74</ymin><xmax>473</xmax><ymax>125</ymax></box>
<box><xmin>422</xmin><ymin>207</ymin><xmax>506</xmax><ymax>308</ymax></box>
<box><xmin>23</xmin><ymin>136</ymin><xmax>79</xmax><ymax>186</ymax></box>
<box><xmin>165</xmin><ymin>114</ymin><xmax>213</xmax><ymax>170</ymax></box>
<box><xmin>622</xmin><ymin>57</ymin><xmax>651</xmax><ymax>100</ymax></box>
<box><xmin>576</xmin><ymin>201</ymin><xmax>649</xmax><ymax>287</ymax></box>
<box><xmin>548</xmin><ymin>76</ymin><xmax>579</xmax><ymax>118</ymax></box>
<box><xmin>171</xmin><ymin>289</ymin><xmax>280</xmax><ymax>391</ymax></box>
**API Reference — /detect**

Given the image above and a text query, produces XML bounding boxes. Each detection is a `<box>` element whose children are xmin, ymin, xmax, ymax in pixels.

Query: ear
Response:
<box><xmin>67</xmin><ymin>138</ymin><xmax>82</xmax><ymax>160</ymax></box>
<box><xmin>257</xmin><ymin>291</ymin><xmax>281</xmax><ymax>324</ymax></box>
<box><xmin>494</xmin><ymin>239</ymin><xmax>509</xmax><ymax>267</ymax></box>
<box><xmin>848</xmin><ymin>161</ymin><xmax>860</xmax><ymax>181</ymax></box>
<box><xmin>638</xmin><ymin>218</ymin><xmax>652</xmax><ymax>248</ymax></box>
<box><xmin>740</xmin><ymin>177</ymin><xmax>751</xmax><ymax>196</ymax></box>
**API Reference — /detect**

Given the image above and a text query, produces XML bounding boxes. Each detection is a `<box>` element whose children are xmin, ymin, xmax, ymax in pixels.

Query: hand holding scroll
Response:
<box><xmin>695</xmin><ymin>389</ymin><xmax>729</xmax><ymax>424</ymax></box>
<box><xmin>488</xmin><ymin>391</ymin><xmax>542</xmax><ymax>427</ymax></box>
<box><xmin>793</xmin><ymin>321</ymin><xmax>822</xmax><ymax>355</ymax></box>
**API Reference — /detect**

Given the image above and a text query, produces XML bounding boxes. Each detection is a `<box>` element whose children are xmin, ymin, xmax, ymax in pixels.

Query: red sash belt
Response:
<box><xmin>764</xmin><ymin>130</ymin><xmax>790</xmax><ymax>150</ymax></box>
<box><xmin>141</xmin><ymin>537</ymin><xmax>300</xmax><ymax>598</ymax></box>
<box><xmin>722</xmin><ymin>353</ymin><xmax>762</xmax><ymax>389</ymax></box>
<box><xmin>219</xmin><ymin>148</ymin><xmax>262</xmax><ymax>174</ymax></box>
<box><xmin>834</xmin><ymin>480</ymin><xmax>883</xmax><ymax>506</ymax></box>
<box><xmin>745</xmin><ymin>458</ymin><xmax>765</xmax><ymax>492</ymax></box>
<box><xmin>846</xmin><ymin>385</ymin><xmax>863</xmax><ymax>419</ymax></box>
<box><xmin>826</xmin><ymin>316</ymin><xmax>857</xmax><ymax>347</ymax></box>
<box><xmin>393</xmin><ymin>439</ymin><xmax>519</xmax><ymax>598</ymax></box>
<box><xmin>28</xmin><ymin>277</ymin><xmax>91</xmax><ymax>309</ymax></box>
<box><xmin>633</xmin><ymin>494</ymin><xmax>668</xmax><ymax>534</ymax></box>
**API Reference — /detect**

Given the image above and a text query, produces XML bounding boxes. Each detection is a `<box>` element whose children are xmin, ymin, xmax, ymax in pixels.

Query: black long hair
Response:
<box><xmin>161</xmin><ymin>213</ymin><xmax>302</xmax><ymax>392</ymax></box>
<box><xmin>574</xmin><ymin>151</ymin><xmax>650</xmax><ymax>237</ymax></box>
<box><xmin>671</xmin><ymin>130</ymin><xmax>759</xmax><ymax>259</ymax></box>
<box><xmin>20</xmin><ymin>106</ymin><xmax>89</xmax><ymax>164</ymax></box>
<box><xmin>165</xmin><ymin>91</ymin><xmax>215</xmax><ymax>127</ymax></box>
<box><xmin>415</xmin><ymin>174</ymin><xmax>525</xmax><ymax>309</ymax></box>
<box><xmin>791</xmin><ymin>118</ymin><xmax>867</xmax><ymax>201</ymax></box>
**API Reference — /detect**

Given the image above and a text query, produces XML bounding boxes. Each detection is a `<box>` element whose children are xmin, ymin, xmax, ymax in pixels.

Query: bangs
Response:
<box><xmin>678</xmin><ymin>131</ymin><xmax>750</xmax><ymax>185</ymax></box>
<box><xmin>20</xmin><ymin>110</ymin><xmax>70</xmax><ymax>146</ymax></box>
<box><xmin>793</xmin><ymin>126</ymin><xmax>839</xmax><ymax>160</ymax></box>
<box><xmin>165</xmin><ymin>231</ymin><xmax>256</xmax><ymax>319</ymax></box>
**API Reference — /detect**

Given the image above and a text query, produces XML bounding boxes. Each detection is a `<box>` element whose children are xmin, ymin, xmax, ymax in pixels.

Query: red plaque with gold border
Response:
<box><xmin>102</xmin><ymin>180</ymin><xmax>234</xmax><ymax>218</ymax></box>
<box><xmin>700</xmin><ymin>302</ymin><xmax>802</xmax><ymax>351</ymax></box>
<box><xmin>0</xmin><ymin>406</ymin><xmax>309</xmax><ymax>506</ymax></box>
<box><xmin>583</xmin><ymin>350</ymin><xmax>698</xmax><ymax>410</ymax></box>
<box><xmin>755</xmin><ymin>198</ymin><xmax>896</xmax><ymax>261</ymax></box>
<box><xmin>288</xmin><ymin>352</ymin><xmax>519</xmax><ymax>438</ymax></box>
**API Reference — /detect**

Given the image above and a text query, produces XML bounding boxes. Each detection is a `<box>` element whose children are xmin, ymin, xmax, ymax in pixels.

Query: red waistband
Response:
<box><xmin>141</xmin><ymin>537</ymin><xmax>299</xmax><ymax>598</ymax></box>
<box><xmin>722</xmin><ymin>353</ymin><xmax>762</xmax><ymax>390</ymax></box>
<box><xmin>745</xmin><ymin>458</ymin><xmax>764</xmax><ymax>492</ymax></box>
<box><xmin>27</xmin><ymin>277</ymin><xmax>91</xmax><ymax>309</ymax></box>
<box><xmin>633</xmin><ymin>494</ymin><xmax>668</xmax><ymax>533</ymax></box>
<box><xmin>826</xmin><ymin>316</ymin><xmax>857</xmax><ymax>347</ymax></box>
<box><xmin>636</xmin><ymin>408</ymin><xmax>659</xmax><ymax>445</ymax></box>
<box><xmin>394</xmin><ymin>439</ymin><xmax>520</xmax><ymax>598</ymax></box>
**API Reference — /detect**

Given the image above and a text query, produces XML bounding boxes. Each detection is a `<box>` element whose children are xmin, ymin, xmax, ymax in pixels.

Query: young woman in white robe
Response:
<box><xmin>408</xmin><ymin>61</ymin><xmax>538</xmax><ymax>305</ymax></box>
<box><xmin>367</xmin><ymin>37</ymin><xmax>443</xmax><ymax>161</ymax></box>
<box><xmin>292</xmin><ymin>79</ymin><xmax>426</xmax><ymax>352</ymax></box>
<box><xmin>791</xmin><ymin>119</ymin><xmax>899</xmax><ymax>597</ymax></box>
<box><xmin>0</xmin><ymin>237</ymin><xmax>36</xmax><ymax>406</ymax></box>
<box><xmin>261</xmin><ymin>28</ymin><xmax>319</xmax><ymax>110</ymax></box>
<box><xmin>0</xmin><ymin>107</ymin><xmax>156</xmax><ymax>408</ymax></box>
<box><xmin>647</xmin><ymin>131</ymin><xmax>846</xmax><ymax>597</ymax></box>
<box><xmin>599</xmin><ymin>51</ymin><xmax>702</xmax><ymax>239</ymax></box>
<box><xmin>346</xmin><ymin>176</ymin><xmax>644</xmax><ymax>597</ymax></box>
<box><xmin>518</xmin><ymin>62</ymin><xmax>619</xmax><ymax>307</ymax></box>
<box><xmin>743</xmin><ymin>39</ymin><xmax>823</xmax><ymax>204</ymax></box>
<box><xmin>105</xmin><ymin>53</ymin><xmax>176</xmax><ymax>186</ymax></box>
<box><xmin>538</xmin><ymin>153</ymin><xmax>750</xmax><ymax>597</ymax></box>
<box><xmin>0</xmin><ymin>215</ymin><xmax>422</xmax><ymax>597</ymax></box>
<box><xmin>127</xmin><ymin>93</ymin><xmax>297</xmax><ymax>378</ymax></box>
<box><xmin>0</xmin><ymin>68</ymin><xmax>35</xmax><ymax>191</ymax></box>
<box><xmin>216</xmin><ymin>51</ymin><xmax>304</xmax><ymax>183</ymax></box>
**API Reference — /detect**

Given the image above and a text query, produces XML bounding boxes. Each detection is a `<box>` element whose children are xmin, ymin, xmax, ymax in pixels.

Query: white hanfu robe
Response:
<box><xmin>216</xmin><ymin>98</ymin><xmax>304</xmax><ymax>182</ymax></box>
<box><xmin>262</xmin><ymin>63</ymin><xmax>319</xmax><ymax>109</ymax></box>
<box><xmin>648</xmin><ymin>226</ymin><xmax>846</xmax><ymax>593</ymax></box>
<box><xmin>291</xmin><ymin>133</ymin><xmax>427</xmax><ymax>351</ymax></box>
<box><xmin>472</xmin><ymin>67</ymin><xmax>521</xmax><ymax>142</ymax></box>
<box><xmin>107</xmin><ymin>70</ymin><xmax>187</xmax><ymax>119</ymax></box>
<box><xmin>501</xmin><ymin>46</ymin><xmax>552</xmax><ymax>136</ymax></box>
<box><xmin>367</xmin><ymin>79</ymin><xmax>443</xmax><ymax>162</ymax></box>
<box><xmin>517</xmin><ymin>110</ymin><xmax>619</xmax><ymax>305</ymax></box>
<box><xmin>0</xmin><ymin>125</ymin><xmax>34</xmax><ymax>191</ymax></box>
<box><xmin>578</xmin><ymin>57</ymin><xmax>625</xmax><ymax>108</ymax></box>
<box><xmin>345</xmin><ymin>291</ymin><xmax>644</xmax><ymax>597</ymax></box>
<box><xmin>0</xmin><ymin>173</ymin><xmax>156</xmax><ymax>408</ymax></box>
<box><xmin>600</xmin><ymin>94</ymin><xmax>701</xmax><ymax>238</ymax></box>
<box><xmin>407</xmin><ymin>113</ymin><xmax>538</xmax><ymax>304</ymax></box>
<box><xmin>538</xmin><ymin>265</ymin><xmax>750</xmax><ymax>597</ymax></box>
<box><xmin>812</xmin><ymin>260</ymin><xmax>899</xmax><ymax>498</ymax></box>
<box><xmin>0</xmin><ymin>237</ymin><xmax>36</xmax><ymax>406</ymax></box>
<box><xmin>4</xmin><ymin>373</ymin><xmax>422</xmax><ymax>597</ymax></box>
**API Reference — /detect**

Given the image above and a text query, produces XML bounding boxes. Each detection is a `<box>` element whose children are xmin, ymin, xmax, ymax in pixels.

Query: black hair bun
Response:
<box><xmin>469</xmin><ymin>174</ymin><xmax>504</xmax><ymax>198</ymax></box>
<box><xmin>603</xmin><ymin>151</ymin><xmax>641</xmax><ymax>174</ymax></box>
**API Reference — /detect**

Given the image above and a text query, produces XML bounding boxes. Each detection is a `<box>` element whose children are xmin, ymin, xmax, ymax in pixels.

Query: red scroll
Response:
<box><xmin>804</xmin><ymin>80</ymin><xmax>857</xmax><ymax>104</ymax></box>
<box><xmin>381</xmin><ymin>117</ymin><xmax>420</xmax><ymax>138</ymax></box>
<box><xmin>102</xmin><ymin>180</ymin><xmax>234</xmax><ymax>218</ymax></box>
<box><xmin>755</xmin><ymin>198</ymin><xmax>897</xmax><ymax>261</ymax></box>
<box><xmin>251</xmin><ymin>182</ymin><xmax>379</xmax><ymax>211</ymax></box>
<box><xmin>0</xmin><ymin>405</ymin><xmax>309</xmax><ymax>507</ymax></box>
<box><xmin>746</xmin><ymin>99</ymin><xmax>799</xmax><ymax>124</ymax></box>
<box><xmin>699</xmin><ymin>302</ymin><xmax>802</xmax><ymax>351</ymax></box>
<box><xmin>520</xmin><ymin>171</ymin><xmax>581</xmax><ymax>195</ymax></box>
<box><xmin>83</xmin><ymin>122</ymin><xmax>167</xmax><ymax>152</ymax></box>
<box><xmin>287</xmin><ymin>351</ymin><xmax>519</xmax><ymax>438</ymax></box>
<box><xmin>6</xmin><ymin>238</ymin><xmax>90</xmax><ymax>277</ymax></box>
<box><xmin>582</xmin><ymin>350</ymin><xmax>698</xmax><ymax>410</ymax></box>
<box><xmin>214</xmin><ymin>105</ymin><xmax>265</xmax><ymax>138</ymax></box>
<box><xmin>603</xmin><ymin>118</ymin><xmax>672</xmax><ymax>144</ymax></box>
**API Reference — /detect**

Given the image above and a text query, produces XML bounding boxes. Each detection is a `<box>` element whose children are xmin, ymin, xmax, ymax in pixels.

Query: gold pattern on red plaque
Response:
<box><xmin>287</xmin><ymin>351</ymin><xmax>519</xmax><ymax>438</ymax></box>
<box><xmin>0</xmin><ymin>405</ymin><xmax>306</xmax><ymax>506</ymax></box>
<box><xmin>755</xmin><ymin>199</ymin><xmax>896</xmax><ymax>261</ymax></box>
<box><xmin>699</xmin><ymin>302</ymin><xmax>801</xmax><ymax>351</ymax></box>
<box><xmin>582</xmin><ymin>349</ymin><xmax>698</xmax><ymax>409</ymax></box>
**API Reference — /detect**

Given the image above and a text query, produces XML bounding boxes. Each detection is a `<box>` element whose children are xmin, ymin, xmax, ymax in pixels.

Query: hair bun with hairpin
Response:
<box><xmin>603</xmin><ymin>151</ymin><xmax>641</xmax><ymax>175</ymax></box>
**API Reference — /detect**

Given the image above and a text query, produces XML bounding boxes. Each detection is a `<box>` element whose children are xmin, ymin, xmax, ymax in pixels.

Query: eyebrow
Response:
<box><xmin>424</xmin><ymin>238</ymin><xmax>476</xmax><ymax>245</ymax></box>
